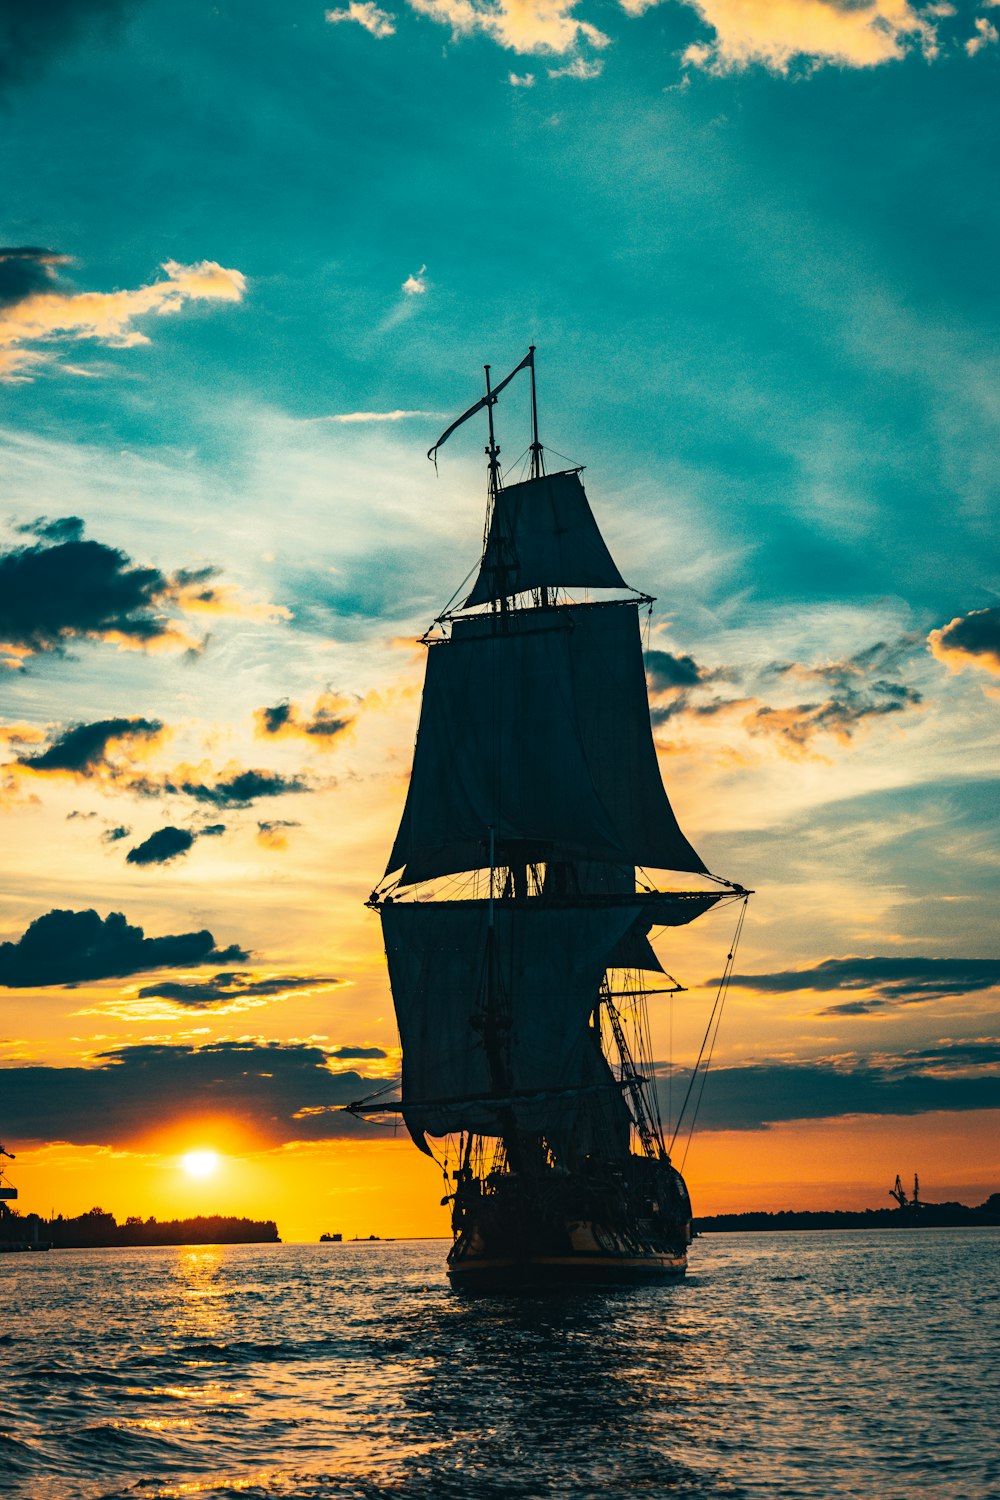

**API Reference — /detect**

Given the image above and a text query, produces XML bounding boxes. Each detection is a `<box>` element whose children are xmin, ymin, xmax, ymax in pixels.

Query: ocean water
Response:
<box><xmin>1</xmin><ymin>1230</ymin><xmax>997</xmax><ymax>1500</ymax></box>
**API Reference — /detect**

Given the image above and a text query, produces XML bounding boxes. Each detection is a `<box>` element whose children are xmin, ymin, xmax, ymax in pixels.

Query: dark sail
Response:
<box><xmin>386</xmin><ymin>603</ymin><xmax>707</xmax><ymax>885</ymax></box>
<box><xmin>363</xmin><ymin>353</ymin><xmax>745</xmax><ymax>1286</ymax></box>
<box><xmin>465</xmin><ymin>470</ymin><xmax>627</xmax><ymax>606</ymax></box>
<box><xmin>380</xmin><ymin>899</ymin><xmax>647</xmax><ymax>1139</ymax></box>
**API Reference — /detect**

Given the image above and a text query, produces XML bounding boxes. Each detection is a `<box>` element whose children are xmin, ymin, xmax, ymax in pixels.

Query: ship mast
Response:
<box><xmin>362</xmin><ymin>349</ymin><xmax>747</xmax><ymax>1172</ymax></box>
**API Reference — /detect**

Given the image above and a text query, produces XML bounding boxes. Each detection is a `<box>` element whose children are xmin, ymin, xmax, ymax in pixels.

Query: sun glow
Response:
<box><xmin>181</xmin><ymin>1150</ymin><xmax>220</xmax><ymax>1179</ymax></box>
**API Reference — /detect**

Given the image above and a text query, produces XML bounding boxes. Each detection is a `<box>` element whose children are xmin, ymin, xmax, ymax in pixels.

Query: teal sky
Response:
<box><xmin>1</xmin><ymin>0</ymin><xmax>998</xmax><ymax>1221</ymax></box>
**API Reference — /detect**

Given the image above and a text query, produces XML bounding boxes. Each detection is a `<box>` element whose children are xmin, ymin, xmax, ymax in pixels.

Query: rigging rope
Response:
<box><xmin>667</xmin><ymin>895</ymin><xmax>748</xmax><ymax>1161</ymax></box>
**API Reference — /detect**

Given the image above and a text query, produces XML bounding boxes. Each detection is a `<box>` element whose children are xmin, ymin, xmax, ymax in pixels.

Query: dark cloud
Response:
<box><xmin>126</xmin><ymin>826</ymin><xmax>196</xmax><ymax>866</ymax></box>
<box><xmin>0</xmin><ymin>521</ymin><xmax>193</xmax><ymax>655</ymax></box>
<box><xmin>659</xmin><ymin>1042</ymin><xmax>1000</xmax><ymax>1132</ymax></box>
<box><xmin>748</xmin><ymin>638</ymin><xmax>924</xmax><ymax>750</ymax></box>
<box><xmin>16</xmin><ymin>515</ymin><xmax>85</xmax><ymax>544</ymax></box>
<box><xmin>331</xmin><ymin>1045</ymin><xmax>388</xmax><ymax>1059</ymax></box>
<box><xmin>19</xmin><ymin>717</ymin><xmax>162</xmax><ymax>774</ymax></box>
<box><xmin>648</xmin><ymin>635</ymin><xmax>925</xmax><ymax>751</ymax></box>
<box><xmin>168</xmin><ymin>769</ymin><xmax>310</xmax><ymax>808</ymax></box>
<box><xmin>646</xmin><ymin>649</ymin><xmax>706</xmax><ymax>691</ymax></box>
<box><xmin>929</xmin><ymin>606</ymin><xmax>1000</xmax><ymax>676</ymax></box>
<box><xmin>745</xmin><ymin>682</ymin><xmax>922</xmax><ymax>751</ymax></box>
<box><xmin>260</xmin><ymin>702</ymin><xmax>293</xmax><ymax>734</ymax></box>
<box><xmin>651</xmin><ymin>695</ymin><xmax>749</xmax><ymax>726</ymax></box>
<box><xmin>722</xmin><ymin>956</ymin><xmax>1000</xmax><ymax>1007</ymax></box>
<box><xmin>101</xmin><ymin>825</ymin><xmax>130</xmax><ymax>844</ymax></box>
<box><xmin>0</xmin><ymin>2</ymin><xmax>137</xmax><ymax>94</ymax></box>
<box><xmin>200</xmin><ymin>823</ymin><xmax>226</xmax><ymax>836</ymax></box>
<box><xmin>0</xmin><ymin>1040</ymin><xmax>392</xmax><ymax>1146</ymax></box>
<box><xmin>135</xmin><ymin>972</ymin><xmax>342</xmax><ymax>1009</ymax></box>
<box><xmin>769</xmin><ymin>637</ymin><xmax>922</xmax><ymax>690</ymax></box>
<box><xmin>0</xmin><ymin>247</ymin><xmax>70</xmax><ymax>307</ymax></box>
<box><xmin>0</xmin><ymin>909</ymin><xmax>247</xmax><ymax>988</ymax></box>
<box><xmin>255</xmin><ymin>692</ymin><xmax>353</xmax><ymax>743</ymax></box>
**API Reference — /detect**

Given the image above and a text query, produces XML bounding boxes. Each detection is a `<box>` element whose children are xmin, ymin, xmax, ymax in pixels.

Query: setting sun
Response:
<box><xmin>181</xmin><ymin>1150</ymin><xmax>220</xmax><ymax>1180</ymax></box>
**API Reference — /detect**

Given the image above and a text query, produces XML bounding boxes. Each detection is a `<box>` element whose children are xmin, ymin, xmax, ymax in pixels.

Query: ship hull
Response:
<box><xmin>447</xmin><ymin>1156</ymin><xmax>693</xmax><ymax>1290</ymax></box>
<box><xmin>448</xmin><ymin>1249</ymin><xmax>686</xmax><ymax>1291</ymax></box>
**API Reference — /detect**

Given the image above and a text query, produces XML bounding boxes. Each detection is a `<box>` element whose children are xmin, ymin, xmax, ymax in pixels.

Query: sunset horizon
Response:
<box><xmin>2</xmin><ymin>0</ymin><xmax>998</xmax><ymax>1249</ymax></box>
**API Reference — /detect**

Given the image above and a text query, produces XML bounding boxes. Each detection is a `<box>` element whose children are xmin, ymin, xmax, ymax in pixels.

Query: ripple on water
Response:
<box><xmin>0</xmin><ymin>1232</ymin><xmax>997</xmax><ymax>1500</ymax></box>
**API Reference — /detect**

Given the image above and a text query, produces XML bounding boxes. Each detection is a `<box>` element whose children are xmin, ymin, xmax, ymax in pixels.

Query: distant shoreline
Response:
<box><xmin>696</xmin><ymin>1198</ymin><xmax>1000</xmax><ymax>1233</ymax></box>
<box><xmin>0</xmin><ymin>1209</ymin><xmax>279</xmax><ymax>1250</ymax></box>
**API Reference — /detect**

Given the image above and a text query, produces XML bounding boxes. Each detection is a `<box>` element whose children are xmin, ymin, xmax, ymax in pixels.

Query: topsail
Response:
<box><xmin>386</xmin><ymin>599</ymin><xmax>707</xmax><ymax>885</ymax></box>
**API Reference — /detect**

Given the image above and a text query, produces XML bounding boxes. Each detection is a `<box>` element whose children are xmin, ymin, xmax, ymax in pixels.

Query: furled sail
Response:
<box><xmin>465</xmin><ymin>470</ymin><xmax>628</xmax><ymax>607</ymax></box>
<box><xmin>380</xmin><ymin>899</ymin><xmax>648</xmax><ymax>1139</ymax></box>
<box><xmin>386</xmin><ymin>602</ymin><xmax>707</xmax><ymax>885</ymax></box>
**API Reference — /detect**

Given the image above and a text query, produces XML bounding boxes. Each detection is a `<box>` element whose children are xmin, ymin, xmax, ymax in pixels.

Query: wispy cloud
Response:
<box><xmin>509</xmin><ymin>70</ymin><xmax>536</xmax><ymax>85</ymax></box>
<box><xmin>0</xmin><ymin>250</ymin><xmax>246</xmax><ymax>382</ymax></box>
<box><xmin>407</xmin><ymin>0</ymin><xmax>609</xmax><ymax>55</ymax></box>
<box><xmin>257</xmin><ymin>819</ymin><xmax>301</xmax><ymax>851</ymax></box>
<box><xmin>547</xmin><ymin>54</ymin><xmax>604</xmax><ymax>77</ymax></box>
<box><xmin>649</xmin><ymin>633</ymin><xmax>924</xmax><ymax>759</ymax></box>
<box><xmin>328</xmin><ymin>409</ymin><xmax>438</xmax><ymax>423</ymax></box>
<box><xmin>133</xmin><ymin>971</ymin><xmax>344</xmax><ymax>1011</ymax></box>
<box><xmin>326</xmin><ymin>1</ymin><xmax>398</xmax><ymax>36</ymax></box>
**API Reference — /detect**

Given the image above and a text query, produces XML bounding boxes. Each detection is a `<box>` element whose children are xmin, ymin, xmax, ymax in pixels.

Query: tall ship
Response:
<box><xmin>354</xmin><ymin>350</ymin><xmax>749</xmax><ymax>1288</ymax></box>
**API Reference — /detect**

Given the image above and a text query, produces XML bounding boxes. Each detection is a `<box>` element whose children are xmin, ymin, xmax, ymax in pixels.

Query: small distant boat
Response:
<box><xmin>350</xmin><ymin>350</ymin><xmax>750</xmax><ymax>1289</ymax></box>
<box><xmin>319</xmin><ymin>1231</ymin><xmax>343</xmax><ymax>1242</ymax></box>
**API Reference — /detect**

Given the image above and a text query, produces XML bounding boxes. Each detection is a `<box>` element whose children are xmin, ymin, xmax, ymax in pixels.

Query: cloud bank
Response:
<box><xmin>134</xmin><ymin>972</ymin><xmax>344</xmax><ymax>1010</ymax></box>
<box><xmin>662</xmin><ymin>1042</ymin><xmax>1000</xmax><ymax>1131</ymax></box>
<box><xmin>0</xmin><ymin>1041</ymin><xmax>393</xmax><ymax>1146</ymax></box>
<box><xmin>0</xmin><ymin>518</ymin><xmax>285</xmax><ymax>666</ymax></box>
<box><xmin>723</xmin><ymin>955</ymin><xmax>1000</xmax><ymax>1013</ymax></box>
<box><xmin>2</xmin><ymin>1039</ymin><xmax>994</xmax><ymax>1147</ymax></box>
<box><xmin>0</xmin><ymin>909</ymin><xmax>246</xmax><ymax>988</ymax></box>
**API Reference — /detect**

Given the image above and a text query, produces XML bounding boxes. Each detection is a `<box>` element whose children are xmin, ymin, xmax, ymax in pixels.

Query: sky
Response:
<box><xmin>1</xmin><ymin>0</ymin><xmax>998</xmax><ymax>1241</ymax></box>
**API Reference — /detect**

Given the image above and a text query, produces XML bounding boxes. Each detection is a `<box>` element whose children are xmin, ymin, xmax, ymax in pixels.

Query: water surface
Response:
<box><xmin>1</xmin><ymin>1230</ymin><xmax>996</xmax><ymax>1499</ymax></box>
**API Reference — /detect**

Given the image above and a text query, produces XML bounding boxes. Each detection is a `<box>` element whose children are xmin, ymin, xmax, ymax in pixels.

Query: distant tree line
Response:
<box><xmin>697</xmin><ymin>1194</ymin><xmax>1000</xmax><ymax>1233</ymax></box>
<box><xmin>0</xmin><ymin>1206</ymin><xmax>280</xmax><ymax>1247</ymax></box>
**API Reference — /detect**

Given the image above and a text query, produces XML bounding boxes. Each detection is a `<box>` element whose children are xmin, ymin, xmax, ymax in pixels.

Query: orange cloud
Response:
<box><xmin>172</xmin><ymin>577</ymin><xmax>292</xmax><ymax>626</ymax></box>
<box><xmin>0</xmin><ymin>258</ymin><xmax>246</xmax><ymax>382</ymax></box>
<box><xmin>254</xmin><ymin>691</ymin><xmax>355</xmax><ymax>748</ymax></box>
<box><xmin>406</xmin><ymin>0</ymin><xmax>609</xmax><ymax>54</ymax></box>
<box><xmin>665</xmin><ymin>0</ymin><xmax>940</xmax><ymax>74</ymax></box>
<box><xmin>326</xmin><ymin>1</ymin><xmax>398</xmax><ymax>36</ymax></box>
<box><xmin>928</xmin><ymin>606</ymin><xmax>1000</xmax><ymax>677</ymax></box>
